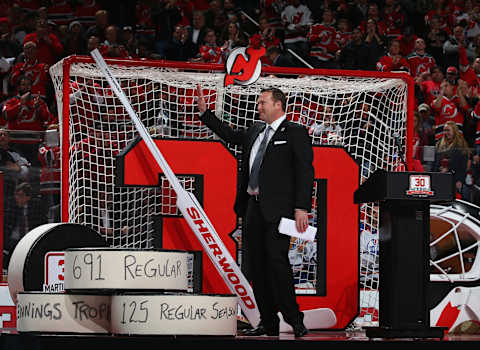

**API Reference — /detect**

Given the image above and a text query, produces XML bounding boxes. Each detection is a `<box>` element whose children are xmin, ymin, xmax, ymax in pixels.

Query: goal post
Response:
<box><xmin>49</xmin><ymin>55</ymin><xmax>414</xmax><ymax>328</ymax></box>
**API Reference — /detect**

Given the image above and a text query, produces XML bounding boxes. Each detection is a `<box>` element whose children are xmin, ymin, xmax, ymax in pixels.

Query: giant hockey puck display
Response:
<box><xmin>64</xmin><ymin>248</ymin><xmax>190</xmax><ymax>292</ymax></box>
<box><xmin>111</xmin><ymin>293</ymin><xmax>237</xmax><ymax>336</ymax></box>
<box><xmin>16</xmin><ymin>292</ymin><xmax>111</xmax><ymax>334</ymax></box>
<box><xmin>8</xmin><ymin>223</ymin><xmax>107</xmax><ymax>303</ymax></box>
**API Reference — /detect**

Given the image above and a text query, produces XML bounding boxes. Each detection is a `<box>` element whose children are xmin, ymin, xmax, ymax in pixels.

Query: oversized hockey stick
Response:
<box><xmin>90</xmin><ymin>49</ymin><xmax>261</xmax><ymax>327</ymax></box>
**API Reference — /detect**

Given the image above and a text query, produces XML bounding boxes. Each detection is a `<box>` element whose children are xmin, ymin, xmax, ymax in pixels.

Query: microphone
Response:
<box><xmin>393</xmin><ymin>132</ymin><xmax>409</xmax><ymax>171</ymax></box>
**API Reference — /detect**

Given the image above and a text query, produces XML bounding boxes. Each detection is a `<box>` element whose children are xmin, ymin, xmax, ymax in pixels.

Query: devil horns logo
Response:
<box><xmin>224</xmin><ymin>46</ymin><xmax>266</xmax><ymax>87</ymax></box>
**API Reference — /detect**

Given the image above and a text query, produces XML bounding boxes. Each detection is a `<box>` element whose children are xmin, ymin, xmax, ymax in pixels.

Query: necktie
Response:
<box><xmin>248</xmin><ymin>126</ymin><xmax>272</xmax><ymax>190</ymax></box>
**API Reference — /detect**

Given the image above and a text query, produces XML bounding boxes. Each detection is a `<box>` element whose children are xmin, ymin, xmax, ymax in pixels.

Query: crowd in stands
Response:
<box><xmin>3</xmin><ymin>0</ymin><xmax>480</xmax><ymax>266</ymax></box>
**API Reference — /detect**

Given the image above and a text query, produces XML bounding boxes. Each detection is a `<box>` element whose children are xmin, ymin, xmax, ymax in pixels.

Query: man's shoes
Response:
<box><xmin>241</xmin><ymin>324</ymin><xmax>279</xmax><ymax>336</ymax></box>
<box><xmin>292</xmin><ymin>323</ymin><xmax>308</xmax><ymax>337</ymax></box>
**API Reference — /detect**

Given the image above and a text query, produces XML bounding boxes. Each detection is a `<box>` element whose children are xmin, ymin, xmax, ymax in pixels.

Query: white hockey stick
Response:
<box><xmin>90</xmin><ymin>49</ymin><xmax>260</xmax><ymax>328</ymax></box>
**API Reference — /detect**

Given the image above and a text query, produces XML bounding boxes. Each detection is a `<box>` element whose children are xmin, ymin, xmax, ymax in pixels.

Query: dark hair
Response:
<box><xmin>261</xmin><ymin>87</ymin><xmax>287</xmax><ymax>111</ymax></box>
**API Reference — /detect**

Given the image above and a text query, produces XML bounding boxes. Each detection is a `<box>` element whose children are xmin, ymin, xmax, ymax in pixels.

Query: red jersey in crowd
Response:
<box><xmin>336</xmin><ymin>30</ymin><xmax>352</xmax><ymax>49</ymax></box>
<box><xmin>459</xmin><ymin>46</ymin><xmax>480</xmax><ymax>89</ymax></box>
<box><xmin>23</xmin><ymin>32</ymin><xmax>63</xmax><ymax>66</ymax></box>
<box><xmin>198</xmin><ymin>45</ymin><xmax>224</xmax><ymax>64</ymax></box>
<box><xmin>407</xmin><ymin>52</ymin><xmax>436</xmax><ymax>78</ymax></box>
<box><xmin>397</xmin><ymin>34</ymin><xmax>418</xmax><ymax>57</ymax></box>
<box><xmin>308</xmin><ymin>23</ymin><xmax>339</xmax><ymax>62</ymax></box>
<box><xmin>421</xmin><ymin>79</ymin><xmax>442</xmax><ymax>106</ymax></box>
<box><xmin>469</xmin><ymin>101</ymin><xmax>480</xmax><ymax>146</ymax></box>
<box><xmin>2</xmin><ymin>93</ymin><xmax>55</xmax><ymax>133</ymax></box>
<box><xmin>425</xmin><ymin>9</ymin><xmax>454</xmax><ymax>34</ymax></box>
<box><xmin>383</xmin><ymin>7</ymin><xmax>405</xmax><ymax>39</ymax></box>
<box><xmin>431</xmin><ymin>95</ymin><xmax>466</xmax><ymax>140</ymax></box>
<box><xmin>376</xmin><ymin>53</ymin><xmax>410</xmax><ymax>73</ymax></box>
<box><xmin>10</xmin><ymin>60</ymin><xmax>50</xmax><ymax>98</ymax></box>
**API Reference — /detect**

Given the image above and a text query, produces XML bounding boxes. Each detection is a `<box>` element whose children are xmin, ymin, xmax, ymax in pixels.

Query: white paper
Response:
<box><xmin>278</xmin><ymin>217</ymin><xmax>317</xmax><ymax>242</ymax></box>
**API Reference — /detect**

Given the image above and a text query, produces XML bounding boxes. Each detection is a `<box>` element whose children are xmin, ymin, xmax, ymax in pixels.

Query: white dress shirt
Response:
<box><xmin>247</xmin><ymin>114</ymin><xmax>286</xmax><ymax>194</ymax></box>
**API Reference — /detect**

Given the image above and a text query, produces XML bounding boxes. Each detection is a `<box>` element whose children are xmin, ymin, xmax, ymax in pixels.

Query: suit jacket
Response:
<box><xmin>199</xmin><ymin>110</ymin><xmax>314</xmax><ymax>222</ymax></box>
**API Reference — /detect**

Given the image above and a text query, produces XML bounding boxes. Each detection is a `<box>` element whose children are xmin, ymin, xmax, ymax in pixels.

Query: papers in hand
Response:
<box><xmin>278</xmin><ymin>217</ymin><xmax>317</xmax><ymax>242</ymax></box>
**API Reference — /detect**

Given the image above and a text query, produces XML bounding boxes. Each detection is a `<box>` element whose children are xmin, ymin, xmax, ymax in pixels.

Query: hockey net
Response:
<box><xmin>49</xmin><ymin>56</ymin><xmax>414</xmax><ymax>327</ymax></box>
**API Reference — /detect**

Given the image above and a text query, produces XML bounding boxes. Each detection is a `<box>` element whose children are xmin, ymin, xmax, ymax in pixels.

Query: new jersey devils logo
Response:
<box><xmin>224</xmin><ymin>46</ymin><xmax>266</xmax><ymax>87</ymax></box>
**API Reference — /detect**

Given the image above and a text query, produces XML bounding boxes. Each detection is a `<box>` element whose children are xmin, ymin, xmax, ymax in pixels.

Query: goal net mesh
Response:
<box><xmin>49</xmin><ymin>57</ymin><xmax>412</xmax><ymax>327</ymax></box>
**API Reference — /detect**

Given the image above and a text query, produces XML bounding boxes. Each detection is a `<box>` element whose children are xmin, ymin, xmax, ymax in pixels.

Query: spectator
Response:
<box><xmin>433</xmin><ymin>120</ymin><xmax>471</xmax><ymax>200</ymax></box>
<box><xmin>307</xmin><ymin>8</ymin><xmax>339</xmax><ymax>69</ymax></box>
<box><xmin>337</xmin><ymin>26</ymin><xmax>371</xmax><ymax>70</ymax></box>
<box><xmin>265</xmin><ymin>46</ymin><xmax>296</xmax><ymax>68</ymax></box>
<box><xmin>2</xmin><ymin>75</ymin><xmax>56</xmax><ymax>166</ymax></box>
<box><xmin>188</xmin><ymin>10</ymin><xmax>208</xmax><ymax>53</ymax></box>
<box><xmin>220</xmin><ymin>21</ymin><xmax>248</xmax><ymax>56</ymax></box>
<box><xmin>63</xmin><ymin>20</ymin><xmax>87</xmax><ymax>56</ymax></box>
<box><xmin>363</xmin><ymin>18</ymin><xmax>386</xmax><ymax>54</ymax></box>
<box><xmin>308</xmin><ymin>106</ymin><xmax>343</xmax><ymax>145</ymax></box>
<box><xmin>85</xmin><ymin>9</ymin><xmax>109</xmax><ymax>43</ymax></box>
<box><xmin>443</xmin><ymin>24</ymin><xmax>467</xmax><ymax>69</ymax></box>
<box><xmin>418</xmin><ymin>65</ymin><xmax>444</xmax><ymax>106</ymax></box>
<box><xmin>407</xmin><ymin>38</ymin><xmax>436</xmax><ymax>78</ymax></box>
<box><xmin>417</xmin><ymin>103</ymin><xmax>435</xmax><ymax>146</ymax></box>
<box><xmin>3</xmin><ymin>181</ymin><xmax>47</xmax><ymax>267</ymax></box>
<box><xmin>281</xmin><ymin>0</ymin><xmax>312</xmax><ymax>62</ymax></box>
<box><xmin>223</xmin><ymin>0</ymin><xmax>242</xmax><ymax>23</ymax></box>
<box><xmin>86</xmin><ymin>35</ymin><xmax>101</xmax><ymax>52</ymax></box>
<box><xmin>0</xmin><ymin>17</ymin><xmax>21</xmax><ymax>59</ymax></box>
<box><xmin>0</xmin><ymin>127</ymin><xmax>30</xmax><ymax>181</ymax></box>
<box><xmin>425</xmin><ymin>15</ymin><xmax>449</xmax><ymax>69</ymax></box>
<box><xmin>349</xmin><ymin>0</ymin><xmax>369</xmax><ymax>27</ymax></box>
<box><xmin>335</xmin><ymin>17</ymin><xmax>352</xmax><ymax>49</ymax></box>
<box><xmin>360</xmin><ymin>3</ymin><xmax>387</xmax><ymax>39</ymax></box>
<box><xmin>254</xmin><ymin>16</ymin><xmax>282</xmax><ymax>50</ymax></box>
<box><xmin>260</xmin><ymin>0</ymin><xmax>287</xmax><ymax>41</ymax></box>
<box><xmin>464</xmin><ymin>11</ymin><xmax>480</xmax><ymax>45</ymax></box>
<box><xmin>425</xmin><ymin>0</ymin><xmax>455</xmax><ymax>34</ymax></box>
<box><xmin>119</xmin><ymin>26</ymin><xmax>138</xmax><ymax>58</ymax></box>
<box><xmin>412</xmin><ymin>111</ymin><xmax>430</xmax><ymax>166</ymax></box>
<box><xmin>10</xmin><ymin>41</ymin><xmax>50</xmax><ymax>99</ymax></box>
<box><xmin>23</xmin><ymin>18</ymin><xmax>64</xmax><ymax>66</ymax></box>
<box><xmin>396</xmin><ymin>25</ymin><xmax>418</xmax><ymax>57</ymax></box>
<box><xmin>152</xmin><ymin>0</ymin><xmax>183</xmax><ymax>58</ymax></box>
<box><xmin>38</xmin><ymin>124</ymin><xmax>60</xmax><ymax>209</ymax></box>
<box><xmin>376</xmin><ymin>39</ymin><xmax>410</xmax><ymax>73</ymax></box>
<box><xmin>446</xmin><ymin>65</ymin><xmax>459</xmax><ymax>84</ymax></box>
<box><xmin>165</xmin><ymin>24</ymin><xmax>195</xmax><ymax>61</ymax></box>
<box><xmin>382</xmin><ymin>0</ymin><xmax>405</xmax><ymax>40</ymax></box>
<box><xmin>136</xmin><ymin>0</ymin><xmax>155</xmax><ymax>39</ymax></box>
<box><xmin>192</xmin><ymin>28</ymin><xmax>225</xmax><ymax>64</ymax></box>
<box><xmin>431</xmin><ymin>78</ymin><xmax>468</xmax><ymax>141</ymax></box>
<box><xmin>0</xmin><ymin>127</ymin><xmax>28</xmax><ymax>202</ymax></box>
<box><xmin>204</xmin><ymin>0</ymin><xmax>224</xmax><ymax>29</ymax></box>
<box><xmin>8</xmin><ymin>5</ymin><xmax>34</xmax><ymax>47</ymax></box>
<box><xmin>99</xmin><ymin>25</ymin><xmax>129</xmax><ymax>58</ymax></box>
<box><xmin>459</xmin><ymin>43</ymin><xmax>480</xmax><ymax>90</ymax></box>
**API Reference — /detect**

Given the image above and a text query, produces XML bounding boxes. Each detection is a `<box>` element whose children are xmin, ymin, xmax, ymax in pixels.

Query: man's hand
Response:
<box><xmin>196</xmin><ymin>84</ymin><xmax>207</xmax><ymax>114</ymax></box>
<box><xmin>295</xmin><ymin>209</ymin><xmax>309</xmax><ymax>233</ymax></box>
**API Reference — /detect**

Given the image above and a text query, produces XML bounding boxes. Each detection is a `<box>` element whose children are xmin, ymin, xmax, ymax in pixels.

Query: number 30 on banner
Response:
<box><xmin>117</xmin><ymin>139</ymin><xmax>359</xmax><ymax>329</ymax></box>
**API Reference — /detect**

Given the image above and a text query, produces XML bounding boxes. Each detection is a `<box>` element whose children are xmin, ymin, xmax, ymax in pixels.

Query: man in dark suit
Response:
<box><xmin>196</xmin><ymin>85</ymin><xmax>314</xmax><ymax>337</ymax></box>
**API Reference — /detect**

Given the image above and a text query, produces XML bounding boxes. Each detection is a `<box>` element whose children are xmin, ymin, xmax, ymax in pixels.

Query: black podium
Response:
<box><xmin>354</xmin><ymin>170</ymin><xmax>455</xmax><ymax>339</ymax></box>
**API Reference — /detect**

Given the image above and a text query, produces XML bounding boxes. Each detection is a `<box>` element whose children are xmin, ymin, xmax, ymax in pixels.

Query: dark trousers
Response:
<box><xmin>243</xmin><ymin>197</ymin><xmax>301</xmax><ymax>327</ymax></box>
